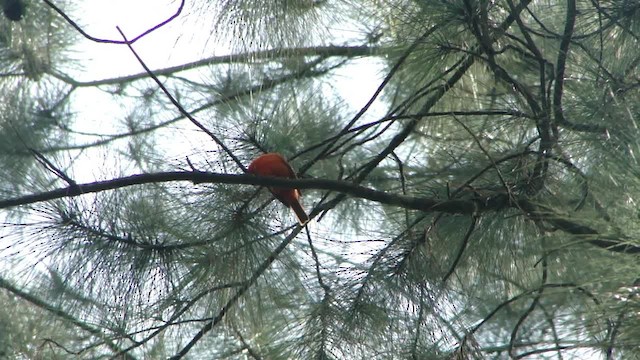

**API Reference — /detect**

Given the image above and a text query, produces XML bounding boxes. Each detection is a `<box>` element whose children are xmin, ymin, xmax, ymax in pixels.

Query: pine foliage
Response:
<box><xmin>0</xmin><ymin>0</ymin><xmax>639</xmax><ymax>358</ymax></box>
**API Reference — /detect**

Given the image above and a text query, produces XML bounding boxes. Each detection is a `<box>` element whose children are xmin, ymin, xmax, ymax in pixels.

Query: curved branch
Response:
<box><xmin>468</xmin><ymin>283</ymin><xmax>577</xmax><ymax>336</ymax></box>
<box><xmin>509</xmin><ymin>236</ymin><xmax>549</xmax><ymax>358</ymax></box>
<box><xmin>45</xmin><ymin>55</ymin><xmax>338</xmax><ymax>154</ymax></box>
<box><xmin>43</xmin><ymin>0</ymin><xmax>185</xmax><ymax>45</ymax></box>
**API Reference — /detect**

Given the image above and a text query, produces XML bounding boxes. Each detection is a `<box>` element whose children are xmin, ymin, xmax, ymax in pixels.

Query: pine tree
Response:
<box><xmin>0</xmin><ymin>0</ymin><xmax>639</xmax><ymax>358</ymax></box>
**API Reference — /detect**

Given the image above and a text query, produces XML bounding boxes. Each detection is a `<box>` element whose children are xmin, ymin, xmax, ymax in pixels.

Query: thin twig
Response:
<box><xmin>111</xmin><ymin>282</ymin><xmax>243</xmax><ymax>358</ymax></box>
<box><xmin>508</xmin><ymin>235</ymin><xmax>549</xmax><ymax>358</ymax></box>
<box><xmin>232</xmin><ymin>326</ymin><xmax>262</xmax><ymax>360</ymax></box>
<box><xmin>441</xmin><ymin>216</ymin><xmax>477</xmax><ymax>283</ymax></box>
<box><xmin>50</xmin><ymin>45</ymin><xmax>376</xmax><ymax>88</ymax></box>
<box><xmin>29</xmin><ymin>147</ymin><xmax>77</xmax><ymax>187</ymax></box>
<box><xmin>43</xmin><ymin>0</ymin><xmax>185</xmax><ymax>45</ymax></box>
<box><xmin>115</xmin><ymin>26</ymin><xmax>246</xmax><ymax>171</ymax></box>
<box><xmin>169</xmin><ymin>227</ymin><xmax>303</xmax><ymax>359</ymax></box>
<box><xmin>468</xmin><ymin>283</ymin><xmax>576</xmax><ymax>336</ymax></box>
<box><xmin>306</xmin><ymin>226</ymin><xmax>330</xmax><ymax>293</ymax></box>
<box><xmin>452</xmin><ymin>115</ymin><xmax>512</xmax><ymax>198</ymax></box>
<box><xmin>298</xmin><ymin>22</ymin><xmax>446</xmax><ymax>172</ymax></box>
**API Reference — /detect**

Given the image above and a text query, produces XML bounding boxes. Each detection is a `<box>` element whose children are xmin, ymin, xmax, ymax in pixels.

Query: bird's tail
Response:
<box><xmin>290</xmin><ymin>199</ymin><xmax>309</xmax><ymax>225</ymax></box>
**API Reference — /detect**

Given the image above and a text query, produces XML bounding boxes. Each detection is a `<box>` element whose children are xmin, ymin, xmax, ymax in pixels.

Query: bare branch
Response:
<box><xmin>42</xmin><ymin>0</ymin><xmax>185</xmax><ymax>44</ymax></box>
<box><xmin>116</xmin><ymin>27</ymin><xmax>246</xmax><ymax>172</ymax></box>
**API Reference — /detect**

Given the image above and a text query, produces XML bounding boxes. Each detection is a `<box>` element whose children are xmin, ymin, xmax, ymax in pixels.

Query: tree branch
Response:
<box><xmin>552</xmin><ymin>0</ymin><xmax>576</xmax><ymax>128</ymax></box>
<box><xmin>44</xmin><ymin>54</ymin><xmax>337</xmax><ymax>154</ymax></box>
<box><xmin>43</xmin><ymin>0</ymin><xmax>185</xmax><ymax>44</ymax></box>
<box><xmin>0</xmin><ymin>171</ymin><xmax>500</xmax><ymax>214</ymax></box>
<box><xmin>169</xmin><ymin>226</ymin><xmax>304</xmax><ymax>358</ymax></box>
<box><xmin>116</xmin><ymin>27</ymin><xmax>246</xmax><ymax>172</ymax></box>
<box><xmin>0</xmin><ymin>170</ymin><xmax>636</xmax><ymax>254</ymax></box>
<box><xmin>49</xmin><ymin>45</ymin><xmax>379</xmax><ymax>88</ymax></box>
<box><xmin>442</xmin><ymin>216</ymin><xmax>477</xmax><ymax>283</ymax></box>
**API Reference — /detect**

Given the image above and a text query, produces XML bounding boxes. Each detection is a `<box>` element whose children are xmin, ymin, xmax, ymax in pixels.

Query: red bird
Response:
<box><xmin>248</xmin><ymin>153</ymin><xmax>309</xmax><ymax>225</ymax></box>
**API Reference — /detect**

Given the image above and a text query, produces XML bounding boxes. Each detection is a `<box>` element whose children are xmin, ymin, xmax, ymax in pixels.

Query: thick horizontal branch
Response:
<box><xmin>0</xmin><ymin>171</ymin><xmax>501</xmax><ymax>214</ymax></box>
<box><xmin>1</xmin><ymin>171</ymin><xmax>636</xmax><ymax>254</ymax></box>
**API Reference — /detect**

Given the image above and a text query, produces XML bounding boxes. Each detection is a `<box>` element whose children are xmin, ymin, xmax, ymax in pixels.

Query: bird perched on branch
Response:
<box><xmin>248</xmin><ymin>153</ymin><xmax>309</xmax><ymax>225</ymax></box>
